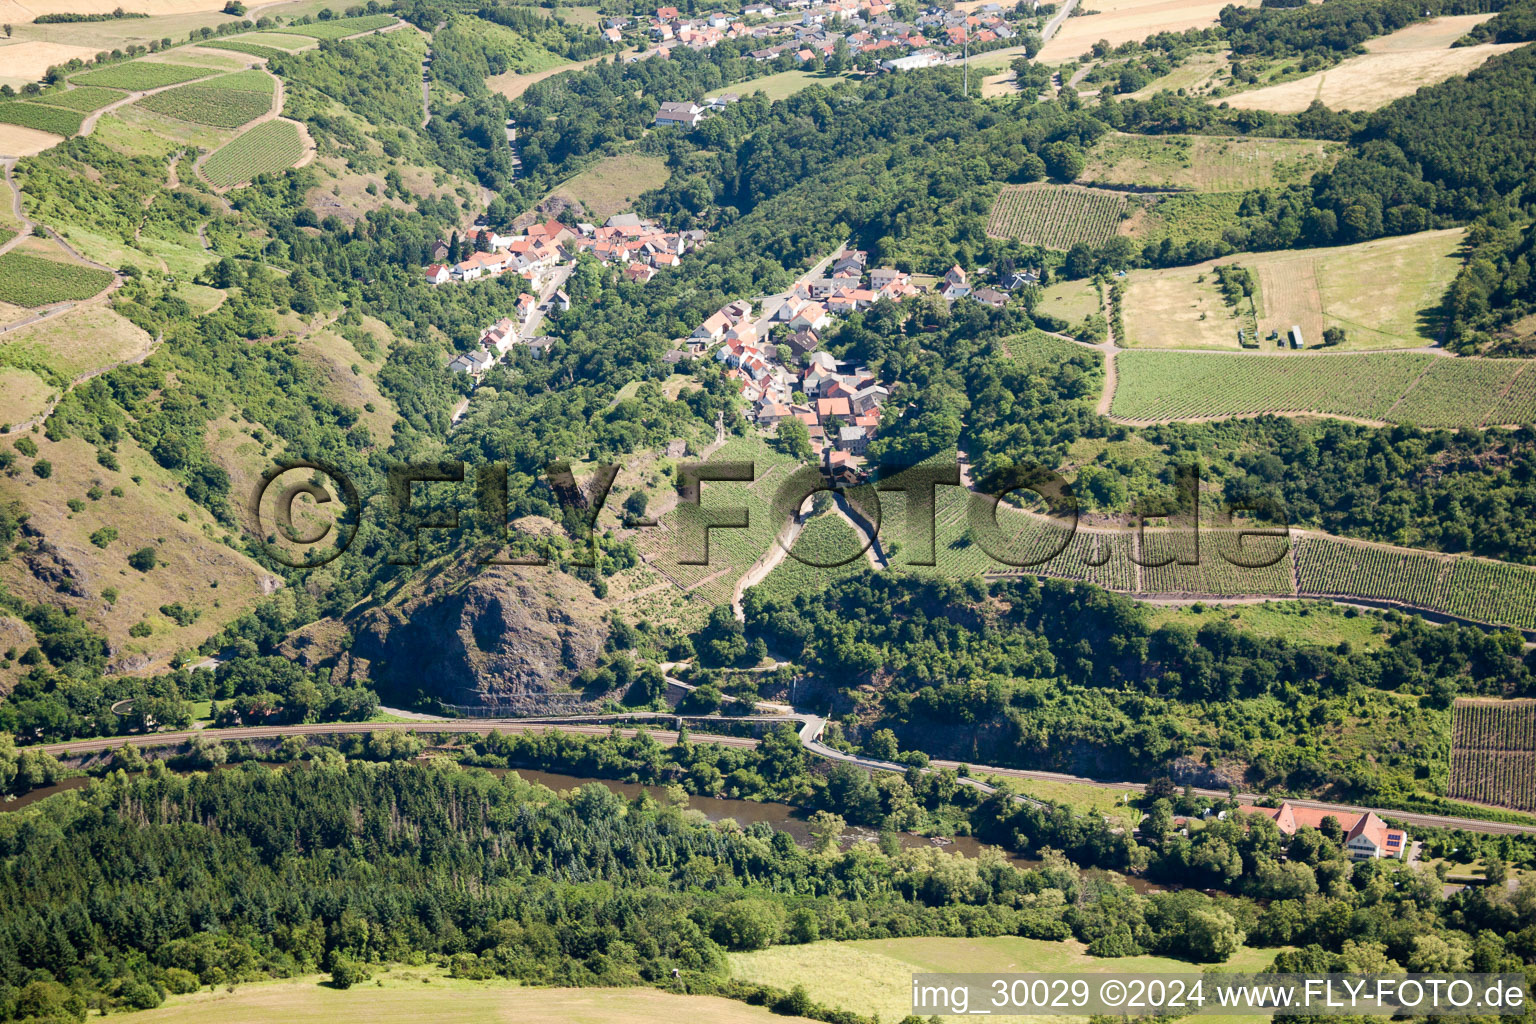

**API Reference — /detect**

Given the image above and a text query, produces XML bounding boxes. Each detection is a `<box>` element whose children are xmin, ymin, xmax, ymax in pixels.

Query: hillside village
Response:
<box><xmin>631</xmin><ymin>0</ymin><xmax>1033</xmax><ymax>72</ymax></box>
<box><xmin>682</xmin><ymin>251</ymin><xmax>1037</xmax><ymax>481</ymax></box>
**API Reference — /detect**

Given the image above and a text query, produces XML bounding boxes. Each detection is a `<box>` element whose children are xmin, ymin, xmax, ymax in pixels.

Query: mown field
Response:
<box><xmin>0</xmin><ymin>252</ymin><xmax>112</xmax><ymax>306</ymax></box>
<box><xmin>1080</xmin><ymin>132</ymin><xmax>1342</xmax><ymax>192</ymax></box>
<box><xmin>270</xmin><ymin>13</ymin><xmax>399</xmax><ymax>39</ymax></box>
<box><xmin>711</xmin><ymin>68</ymin><xmax>853</xmax><ymax>102</ymax></box>
<box><xmin>108</xmin><ymin>970</ymin><xmax>815</xmax><ymax>1024</ymax></box>
<box><xmin>72</xmin><ymin>61</ymin><xmax>213</xmax><ymax>90</ymax></box>
<box><xmin>1220</xmin><ymin>41</ymin><xmax>1519</xmax><ymax>114</ymax></box>
<box><xmin>202</xmin><ymin>119</ymin><xmax>305</xmax><ymax>187</ymax></box>
<box><xmin>136</xmin><ymin>69</ymin><xmax>273</xmax><ymax>128</ymax></box>
<box><xmin>1121</xmin><ymin>230</ymin><xmax>1463</xmax><ymax>350</ymax></box>
<box><xmin>1038</xmin><ymin>0</ymin><xmax>1237</xmax><ymax>62</ymax></box>
<box><xmin>1450</xmin><ymin>699</ymin><xmax>1536</xmax><ymax>812</ymax></box>
<box><xmin>732</xmin><ymin>936</ymin><xmax>1276</xmax><ymax>1024</ymax></box>
<box><xmin>545</xmin><ymin>152</ymin><xmax>669</xmax><ymax>222</ymax></box>
<box><xmin>986</xmin><ymin>183</ymin><xmax>1128</xmax><ymax>250</ymax></box>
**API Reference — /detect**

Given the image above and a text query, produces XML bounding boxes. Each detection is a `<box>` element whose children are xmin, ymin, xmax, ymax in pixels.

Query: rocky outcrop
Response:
<box><xmin>331</xmin><ymin>565</ymin><xmax>610</xmax><ymax>712</ymax></box>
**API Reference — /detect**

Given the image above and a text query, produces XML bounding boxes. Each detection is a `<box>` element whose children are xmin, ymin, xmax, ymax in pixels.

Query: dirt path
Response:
<box><xmin>192</xmin><ymin>70</ymin><xmax>316</xmax><ymax>191</ymax></box>
<box><xmin>9</xmin><ymin>327</ymin><xmax>160</xmax><ymax>432</ymax></box>
<box><xmin>832</xmin><ymin>491</ymin><xmax>887</xmax><ymax>570</ymax></box>
<box><xmin>0</xmin><ymin>159</ymin><xmax>30</xmax><ymax>257</ymax></box>
<box><xmin>731</xmin><ymin>509</ymin><xmax>805</xmax><ymax>620</ymax></box>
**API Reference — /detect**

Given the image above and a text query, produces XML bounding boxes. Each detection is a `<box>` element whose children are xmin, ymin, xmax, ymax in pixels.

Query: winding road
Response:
<box><xmin>26</xmin><ymin>691</ymin><xmax>1536</xmax><ymax>836</ymax></box>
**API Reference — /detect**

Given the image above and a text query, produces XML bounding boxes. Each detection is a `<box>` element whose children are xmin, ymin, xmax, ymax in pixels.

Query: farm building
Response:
<box><xmin>1289</xmin><ymin>325</ymin><xmax>1305</xmax><ymax>349</ymax></box>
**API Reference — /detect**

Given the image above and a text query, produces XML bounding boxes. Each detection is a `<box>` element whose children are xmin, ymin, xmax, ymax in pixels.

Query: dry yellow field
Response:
<box><xmin>0</xmin><ymin>122</ymin><xmax>63</xmax><ymax>156</ymax></box>
<box><xmin>1362</xmin><ymin>12</ymin><xmax>1496</xmax><ymax>52</ymax></box>
<box><xmin>488</xmin><ymin>54</ymin><xmax>608</xmax><ymax>100</ymax></box>
<box><xmin>1121</xmin><ymin>229</ymin><xmax>1464</xmax><ymax>350</ymax></box>
<box><xmin>1039</xmin><ymin>0</ymin><xmax>1257</xmax><ymax>63</ymax></box>
<box><xmin>545</xmin><ymin>152</ymin><xmax>669</xmax><ymax>221</ymax></box>
<box><xmin>0</xmin><ymin>39</ymin><xmax>100</xmax><ymax>88</ymax></box>
<box><xmin>1222</xmin><ymin>30</ymin><xmax>1520</xmax><ymax>114</ymax></box>
<box><xmin>0</xmin><ymin>365</ymin><xmax>51</xmax><ymax>425</ymax></box>
<box><xmin>123</xmin><ymin>975</ymin><xmax>818</xmax><ymax>1024</ymax></box>
<box><xmin>14</xmin><ymin>10</ymin><xmax>239</xmax><ymax>48</ymax></box>
<box><xmin>0</xmin><ymin>0</ymin><xmax>226</xmax><ymax>21</ymax></box>
<box><xmin>0</xmin><ymin>303</ymin><xmax>149</xmax><ymax>380</ymax></box>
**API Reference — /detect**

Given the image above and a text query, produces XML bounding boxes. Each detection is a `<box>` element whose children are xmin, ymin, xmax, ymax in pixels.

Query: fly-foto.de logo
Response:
<box><xmin>249</xmin><ymin>459</ymin><xmax>1290</xmax><ymax>572</ymax></box>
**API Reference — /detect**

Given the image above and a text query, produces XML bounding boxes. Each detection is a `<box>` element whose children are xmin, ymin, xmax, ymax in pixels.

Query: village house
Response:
<box><xmin>827</xmin><ymin>449</ymin><xmax>860</xmax><ymax>485</ymax></box>
<box><xmin>480</xmin><ymin>317</ymin><xmax>517</xmax><ymax>354</ymax></box>
<box><xmin>789</xmin><ymin>302</ymin><xmax>832</xmax><ymax>332</ymax></box>
<box><xmin>837</xmin><ymin>424</ymin><xmax>868</xmax><ymax>455</ymax></box>
<box><xmin>625</xmin><ymin>262</ymin><xmax>657</xmax><ymax>283</ymax></box>
<box><xmin>516</xmin><ymin>293</ymin><xmax>538</xmax><ymax>322</ymax></box>
<box><xmin>785</xmin><ymin>328</ymin><xmax>819</xmax><ymax>356</ymax></box>
<box><xmin>449</xmin><ymin>349</ymin><xmax>496</xmax><ymax>376</ymax></box>
<box><xmin>1255</xmin><ymin>803</ymin><xmax>1406</xmax><ymax>860</ymax></box>
<box><xmin>694</xmin><ymin>309</ymin><xmax>735</xmax><ymax>341</ymax></box>
<box><xmin>654</xmin><ymin>101</ymin><xmax>707</xmax><ymax>129</ymax></box>
<box><xmin>973</xmin><ymin>286</ymin><xmax>1009</xmax><ymax>308</ymax></box>
<box><xmin>423</xmin><ymin>264</ymin><xmax>451</xmax><ymax>285</ymax></box>
<box><xmin>868</xmin><ymin>266</ymin><xmax>906</xmax><ymax>289</ymax></box>
<box><xmin>850</xmin><ymin>383</ymin><xmax>888</xmax><ymax>414</ymax></box>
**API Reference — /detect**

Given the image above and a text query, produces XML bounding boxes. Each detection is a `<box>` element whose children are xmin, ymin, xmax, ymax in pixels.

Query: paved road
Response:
<box><xmin>1041</xmin><ymin>0</ymin><xmax>1082</xmax><ymax>43</ymax></box>
<box><xmin>749</xmin><ymin>239</ymin><xmax>848</xmax><ymax>339</ymax></box>
<box><xmin>32</xmin><ymin>710</ymin><xmax>1536</xmax><ymax>836</ymax></box>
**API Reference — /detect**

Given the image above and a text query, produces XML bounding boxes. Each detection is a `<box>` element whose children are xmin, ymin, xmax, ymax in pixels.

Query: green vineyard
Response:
<box><xmin>1111</xmin><ymin>352</ymin><xmax>1536</xmax><ymax>427</ymax></box>
<box><xmin>31</xmin><ymin>86</ymin><xmax>124</xmax><ymax>112</ymax></box>
<box><xmin>1449</xmin><ymin>699</ymin><xmax>1536</xmax><ymax>811</ymax></box>
<box><xmin>136</xmin><ymin>71</ymin><xmax>274</xmax><ymax>129</ymax></box>
<box><xmin>1295</xmin><ymin>535</ymin><xmax>1536</xmax><ymax>630</ymax></box>
<box><xmin>986</xmin><ymin>183</ymin><xmax>1127</xmax><ymax>250</ymax></box>
<box><xmin>72</xmin><ymin>61</ymin><xmax>212</xmax><ymax>90</ymax></box>
<box><xmin>203</xmin><ymin>120</ymin><xmax>306</xmax><ymax>188</ymax></box>
<box><xmin>751</xmin><ymin>513</ymin><xmax>869</xmax><ymax>603</ymax></box>
<box><xmin>270</xmin><ymin>13</ymin><xmax>398</xmax><ymax>39</ymax></box>
<box><xmin>632</xmin><ymin>437</ymin><xmax>798</xmax><ymax>608</ymax></box>
<box><xmin>0</xmin><ymin>101</ymin><xmax>85</xmax><ymax>137</ymax></box>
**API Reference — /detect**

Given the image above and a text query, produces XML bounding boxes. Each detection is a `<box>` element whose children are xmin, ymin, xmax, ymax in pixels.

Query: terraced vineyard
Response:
<box><xmin>0</xmin><ymin>101</ymin><xmax>85</xmax><ymax>137</ymax></box>
<box><xmin>271</xmin><ymin>13</ymin><xmax>398</xmax><ymax>39</ymax></box>
<box><xmin>986</xmin><ymin>184</ymin><xmax>1127</xmax><ymax>250</ymax></box>
<box><xmin>631</xmin><ymin>437</ymin><xmax>797</xmax><ymax>607</ymax></box>
<box><xmin>751</xmin><ymin>513</ymin><xmax>869</xmax><ymax>602</ymax></box>
<box><xmin>1295</xmin><ymin>535</ymin><xmax>1536</xmax><ymax>630</ymax></box>
<box><xmin>1139</xmin><ymin>529</ymin><xmax>1296</xmax><ymax>596</ymax></box>
<box><xmin>1450</xmin><ymin>699</ymin><xmax>1536</xmax><ymax>811</ymax></box>
<box><xmin>203</xmin><ymin>120</ymin><xmax>306</xmax><ymax>188</ymax></box>
<box><xmin>1111</xmin><ymin>352</ymin><xmax>1536</xmax><ymax>426</ymax></box>
<box><xmin>32</xmin><ymin>87</ymin><xmax>124</xmax><ymax>112</ymax></box>
<box><xmin>136</xmin><ymin>71</ymin><xmax>274</xmax><ymax>129</ymax></box>
<box><xmin>903</xmin><ymin>487</ymin><xmax>1138</xmax><ymax>591</ymax></box>
<box><xmin>72</xmin><ymin>62</ymin><xmax>212</xmax><ymax>90</ymax></box>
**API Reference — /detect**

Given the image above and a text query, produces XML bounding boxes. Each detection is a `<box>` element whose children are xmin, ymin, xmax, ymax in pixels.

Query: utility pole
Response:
<box><xmin>963</xmin><ymin>20</ymin><xmax>970</xmax><ymax>97</ymax></box>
